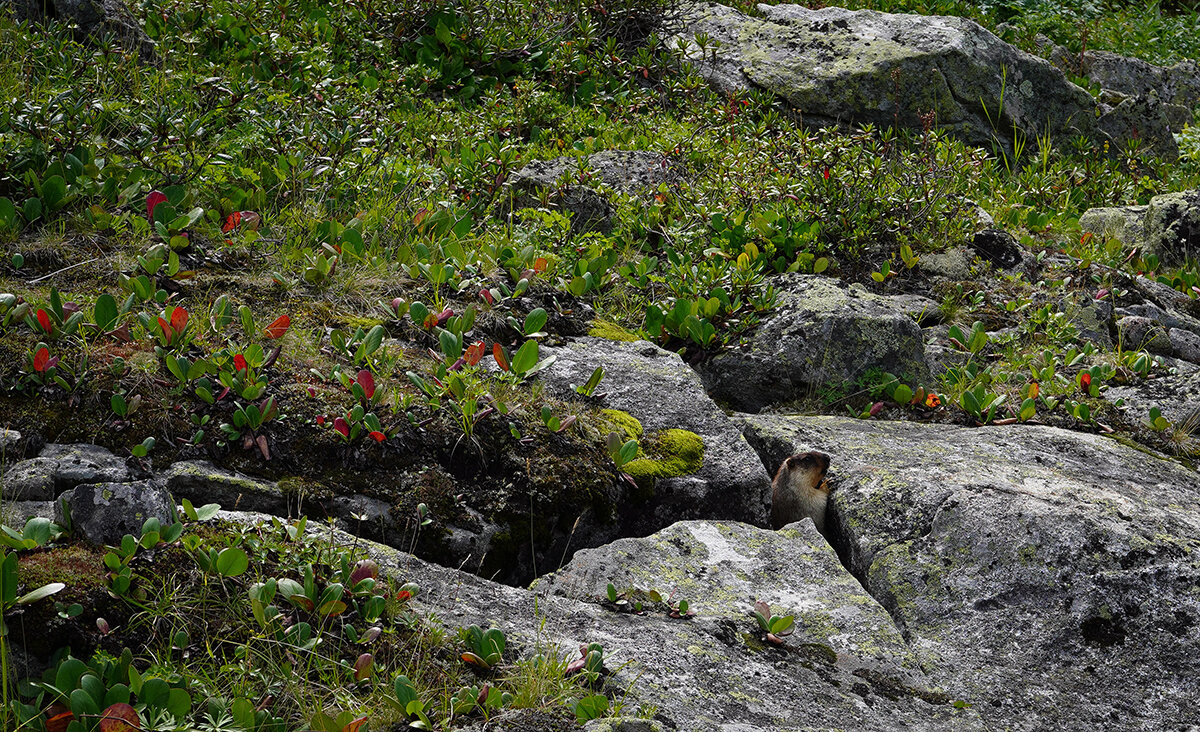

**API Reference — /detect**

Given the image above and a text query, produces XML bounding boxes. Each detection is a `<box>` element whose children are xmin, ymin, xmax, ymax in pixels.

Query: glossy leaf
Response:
<box><xmin>264</xmin><ymin>314</ymin><xmax>291</xmax><ymax>339</ymax></box>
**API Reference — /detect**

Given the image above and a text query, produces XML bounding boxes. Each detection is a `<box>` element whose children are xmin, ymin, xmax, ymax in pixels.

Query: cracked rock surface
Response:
<box><xmin>738</xmin><ymin>414</ymin><xmax>1200</xmax><ymax>731</ymax></box>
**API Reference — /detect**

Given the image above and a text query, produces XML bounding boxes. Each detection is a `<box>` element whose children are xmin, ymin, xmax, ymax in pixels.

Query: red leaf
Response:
<box><xmin>233</xmin><ymin>353</ymin><xmax>247</xmax><ymax>372</ymax></box>
<box><xmin>1080</xmin><ymin>373</ymin><xmax>1092</xmax><ymax>392</ymax></box>
<box><xmin>396</xmin><ymin>589</ymin><xmax>412</xmax><ymax>602</ymax></box>
<box><xmin>464</xmin><ymin>341</ymin><xmax>485</xmax><ymax>366</ymax></box>
<box><xmin>368</xmin><ymin>430</ymin><xmax>386</xmax><ymax>442</ymax></box>
<box><xmin>493</xmin><ymin>343</ymin><xmax>509</xmax><ymax>371</ymax></box>
<box><xmin>240</xmin><ymin>211</ymin><xmax>261</xmax><ymax>231</ymax></box>
<box><xmin>36</xmin><ymin>308</ymin><xmax>52</xmax><ymax>333</ymax></box>
<box><xmin>341</xmin><ymin>717</ymin><xmax>368</xmax><ymax>732</ymax></box>
<box><xmin>99</xmin><ymin>702</ymin><xmax>142</xmax><ymax>732</ymax></box>
<box><xmin>533</xmin><ymin>257</ymin><xmax>548</xmax><ymax>273</ymax></box>
<box><xmin>333</xmin><ymin>417</ymin><xmax>350</xmax><ymax>438</ymax></box>
<box><xmin>146</xmin><ymin>191</ymin><xmax>167</xmax><ymax>220</ymax></box>
<box><xmin>316</xmin><ymin>415</ymin><xmax>326</xmax><ymax>426</ymax></box>
<box><xmin>264</xmin><ymin>314</ymin><xmax>291</xmax><ymax>339</ymax></box>
<box><xmin>44</xmin><ymin>704</ymin><xmax>73</xmax><ymax>732</ymax></box>
<box><xmin>170</xmin><ymin>306</ymin><xmax>188</xmax><ymax>334</ymax></box>
<box><xmin>353</xmin><ymin>653</ymin><xmax>373</xmax><ymax>682</ymax></box>
<box><xmin>222</xmin><ymin>211</ymin><xmax>242</xmax><ymax>233</ymax></box>
<box><xmin>33</xmin><ymin>346</ymin><xmax>49</xmax><ymax>373</ymax></box>
<box><xmin>436</xmin><ymin>308</ymin><xmax>453</xmax><ymax>326</ymax></box>
<box><xmin>356</xmin><ymin>369</ymin><xmax>375</xmax><ymax>399</ymax></box>
<box><xmin>479</xmin><ymin>288</ymin><xmax>494</xmax><ymax>304</ymax></box>
<box><xmin>422</xmin><ymin>312</ymin><xmax>438</xmax><ymax>329</ymax></box>
<box><xmin>158</xmin><ymin>316</ymin><xmax>173</xmax><ymax>342</ymax></box>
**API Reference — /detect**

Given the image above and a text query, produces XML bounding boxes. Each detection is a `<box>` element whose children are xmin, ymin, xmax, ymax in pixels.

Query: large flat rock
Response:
<box><xmin>737</xmin><ymin>414</ymin><xmax>1200</xmax><ymax>730</ymax></box>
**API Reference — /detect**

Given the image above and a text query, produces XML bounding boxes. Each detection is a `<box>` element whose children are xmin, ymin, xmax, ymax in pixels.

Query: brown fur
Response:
<box><xmin>771</xmin><ymin>452</ymin><xmax>832</xmax><ymax>533</ymax></box>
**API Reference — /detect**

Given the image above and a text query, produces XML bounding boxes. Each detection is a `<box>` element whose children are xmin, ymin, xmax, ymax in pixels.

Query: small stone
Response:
<box><xmin>56</xmin><ymin>480</ymin><xmax>172</xmax><ymax>545</ymax></box>
<box><xmin>1169</xmin><ymin>328</ymin><xmax>1200</xmax><ymax>364</ymax></box>
<box><xmin>1116</xmin><ymin>315</ymin><xmax>1173</xmax><ymax>355</ymax></box>
<box><xmin>1</xmin><ymin>458</ymin><xmax>57</xmax><ymax>501</ymax></box>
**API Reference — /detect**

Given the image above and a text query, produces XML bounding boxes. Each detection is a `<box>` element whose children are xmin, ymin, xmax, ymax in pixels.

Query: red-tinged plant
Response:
<box><xmin>479</xmin><ymin>288</ymin><xmax>494</xmax><ymax>304</ymax></box>
<box><xmin>33</xmin><ymin>345</ymin><xmax>51</xmax><ymax>373</ymax></box>
<box><xmin>222</xmin><ymin>210</ymin><xmax>261</xmax><ymax>233</ymax></box>
<box><xmin>1080</xmin><ymin>373</ymin><xmax>1092</xmax><ymax>392</ymax></box>
<box><xmin>154</xmin><ymin>306</ymin><xmax>190</xmax><ymax>349</ymax></box>
<box><xmin>264</xmin><ymin>314</ymin><xmax>290</xmax><ymax>339</ymax></box>
<box><xmin>350</xmin><ymin>559</ymin><xmax>379</xmax><ymax>586</ymax></box>
<box><xmin>357</xmin><ymin>369</ymin><xmax>375</xmax><ymax>399</ymax></box>
<box><xmin>464</xmin><ymin>341</ymin><xmax>485</xmax><ymax>366</ymax></box>
<box><xmin>99</xmin><ymin>702</ymin><xmax>142</xmax><ymax>731</ymax></box>
<box><xmin>36</xmin><ymin>308</ymin><xmax>52</xmax><ymax>333</ymax></box>
<box><xmin>353</xmin><ymin>653</ymin><xmax>374</xmax><ymax>682</ymax></box>
<box><xmin>316</xmin><ymin>415</ymin><xmax>326</xmax><ymax>426</ymax></box>
<box><xmin>44</xmin><ymin>703</ymin><xmax>72</xmax><ymax>732</ymax></box>
<box><xmin>493</xmin><ymin>343</ymin><xmax>510</xmax><ymax>371</ymax></box>
<box><xmin>368</xmin><ymin>430</ymin><xmax>386</xmax><ymax>442</ymax></box>
<box><xmin>333</xmin><ymin>417</ymin><xmax>350</xmax><ymax>438</ymax></box>
<box><xmin>146</xmin><ymin>191</ymin><xmax>167</xmax><ymax>220</ymax></box>
<box><xmin>233</xmin><ymin>353</ymin><xmax>248</xmax><ymax>372</ymax></box>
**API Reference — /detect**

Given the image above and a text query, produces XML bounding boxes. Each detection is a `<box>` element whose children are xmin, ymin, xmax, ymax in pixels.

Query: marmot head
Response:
<box><xmin>775</xmin><ymin>451</ymin><xmax>832</xmax><ymax>493</ymax></box>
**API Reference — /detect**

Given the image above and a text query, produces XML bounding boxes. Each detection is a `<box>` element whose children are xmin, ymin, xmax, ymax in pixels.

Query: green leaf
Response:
<box><xmin>93</xmin><ymin>294</ymin><xmax>118</xmax><ymax>331</ymax></box>
<box><xmin>524</xmin><ymin>308</ymin><xmax>548</xmax><ymax>336</ymax></box>
<box><xmin>40</xmin><ymin>175</ymin><xmax>67</xmax><ymax>211</ymax></box>
<box><xmin>18</xmin><ymin>582</ymin><xmax>64</xmax><ymax>604</ymax></box>
<box><xmin>215</xmin><ymin>547</ymin><xmax>248</xmax><ymax>577</ymax></box>
<box><xmin>510</xmin><ymin>339</ymin><xmax>539</xmax><ymax>375</ymax></box>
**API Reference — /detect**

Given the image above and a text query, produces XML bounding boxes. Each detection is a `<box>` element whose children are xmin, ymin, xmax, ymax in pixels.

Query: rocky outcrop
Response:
<box><xmin>673</xmin><ymin>3</ymin><xmax>1112</xmax><ymax>154</ymax></box>
<box><xmin>498</xmin><ymin>151</ymin><xmax>675</xmax><ymax>233</ymax></box>
<box><xmin>4</xmin><ymin>0</ymin><xmax>156</xmax><ymax>60</ymax></box>
<box><xmin>699</xmin><ymin>274</ymin><xmax>934</xmax><ymax>412</ymax></box>
<box><xmin>1081</xmin><ymin>189</ymin><xmax>1200</xmax><ymax>267</ymax></box>
<box><xmin>737</xmin><ymin>414</ymin><xmax>1200</xmax><ymax>731</ymax></box>
<box><xmin>55</xmin><ymin>479</ymin><xmax>172</xmax><ymax>544</ymax></box>
<box><xmin>1</xmin><ymin>443</ymin><xmax>133</xmax><ymax>501</ymax></box>
<box><xmin>540</xmin><ymin>337</ymin><xmax>772</xmax><ymax>527</ymax></box>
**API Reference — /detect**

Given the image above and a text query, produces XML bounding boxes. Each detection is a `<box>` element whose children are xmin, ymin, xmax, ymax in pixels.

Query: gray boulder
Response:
<box><xmin>56</xmin><ymin>480</ymin><xmax>172</xmax><ymax>544</ymax></box>
<box><xmin>1115</xmin><ymin>314</ymin><xmax>1173</xmax><ymax>355</ymax></box>
<box><xmin>537</xmin><ymin>520</ymin><xmax>986</xmax><ymax>730</ymax></box>
<box><xmin>1143</xmin><ymin>189</ymin><xmax>1200</xmax><ymax>267</ymax></box>
<box><xmin>1080</xmin><ymin>189</ymin><xmax>1200</xmax><ymax>267</ymax></box>
<box><xmin>162</xmin><ymin>460</ymin><xmax>288</xmax><ymax>515</ymax></box>
<box><xmin>1169</xmin><ymin>328</ymin><xmax>1200</xmax><ymax>365</ymax></box>
<box><xmin>4</xmin><ymin>0</ymin><xmax>155</xmax><ymax>60</ymax></box>
<box><xmin>1095</xmin><ymin>94</ymin><xmax>1180</xmax><ymax>160</ymax></box>
<box><xmin>673</xmin><ymin>3</ymin><xmax>1103</xmax><ymax>152</ymax></box>
<box><xmin>737</xmin><ymin>414</ymin><xmax>1200</xmax><ymax>731</ymax></box>
<box><xmin>540</xmin><ymin>337</ymin><xmax>772</xmax><ymax>528</ymax></box>
<box><xmin>699</xmin><ymin>274</ymin><xmax>933</xmax><ymax>412</ymax></box>
<box><xmin>498</xmin><ymin>150</ymin><xmax>674</xmax><ymax>233</ymax></box>
<box><xmin>1106</xmin><ymin>368</ymin><xmax>1200</xmax><ymax>431</ymax></box>
<box><xmin>2</xmin><ymin>443</ymin><xmax>131</xmax><ymax>501</ymax></box>
<box><xmin>1077</xmin><ymin>49</ymin><xmax>1200</xmax><ymax>110</ymax></box>
<box><xmin>1079</xmin><ymin>205</ymin><xmax>1147</xmax><ymax>246</ymax></box>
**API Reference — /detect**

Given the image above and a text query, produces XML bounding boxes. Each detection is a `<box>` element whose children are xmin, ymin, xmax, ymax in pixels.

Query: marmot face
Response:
<box><xmin>771</xmin><ymin>451</ymin><xmax>832</xmax><ymax>533</ymax></box>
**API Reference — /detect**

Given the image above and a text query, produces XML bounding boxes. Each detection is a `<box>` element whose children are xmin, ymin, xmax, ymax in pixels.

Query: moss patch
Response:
<box><xmin>598</xmin><ymin>408</ymin><xmax>643</xmax><ymax>442</ymax></box>
<box><xmin>588</xmin><ymin>319</ymin><xmax>640</xmax><ymax>342</ymax></box>
<box><xmin>625</xmin><ymin>428</ymin><xmax>704</xmax><ymax>494</ymax></box>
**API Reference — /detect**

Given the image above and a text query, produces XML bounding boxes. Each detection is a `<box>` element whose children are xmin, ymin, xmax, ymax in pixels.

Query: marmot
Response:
<box><xmin>771</xmin><ymin>451</ymin><xmax>832</xmax><ymax>533</ymax></box>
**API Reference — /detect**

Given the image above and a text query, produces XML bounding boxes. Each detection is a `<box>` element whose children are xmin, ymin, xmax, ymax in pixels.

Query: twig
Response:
<box><xmin>26</xmin><ymin>258</ymin><xmax>99</xmax><ymax>284</ymax></box>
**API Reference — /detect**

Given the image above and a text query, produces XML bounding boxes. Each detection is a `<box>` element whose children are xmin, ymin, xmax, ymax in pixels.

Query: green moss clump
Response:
<box><xmin>588</xmin><ymin>320</ymin><xmax>640</xmax><ymax>342</ymax></box>
<box><xmin>598</xmin><ymin>409</ymin><xmax>643</xmax><ymax>442</ymax></box>
<box><xmin>624</xmin><ymin>428</ymin><xmax>704</xmax><ymax>494</ymax></box>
